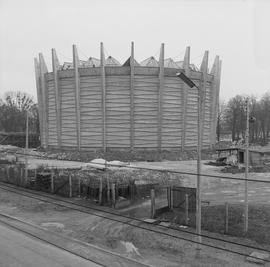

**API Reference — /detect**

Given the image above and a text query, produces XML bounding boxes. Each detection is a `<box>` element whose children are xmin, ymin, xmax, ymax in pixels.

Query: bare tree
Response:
<box><xmin>0</xmin><ymin>91</ymin><xmax>38</xmax><ymax>133</ymax></box>
<box><xmin>224</xmin><ymin>95</ymin><xmax>246</xmax><ymax>141</ymax></box>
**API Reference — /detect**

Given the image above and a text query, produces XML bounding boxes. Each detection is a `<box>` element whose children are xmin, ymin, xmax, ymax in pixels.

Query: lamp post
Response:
<box><xmin>176</xmin><ymin>72</ymin><xmax>203</xmax><ymax>248</ymax></box>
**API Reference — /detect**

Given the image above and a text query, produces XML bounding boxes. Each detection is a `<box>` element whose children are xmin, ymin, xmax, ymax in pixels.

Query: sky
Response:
<box><xmin>0</xmin><ymin>0</ymin><xmax>269</xmax><ymax>102</ymax></box>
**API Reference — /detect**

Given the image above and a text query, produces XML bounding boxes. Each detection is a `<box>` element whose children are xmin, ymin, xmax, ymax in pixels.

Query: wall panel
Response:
<box><xmin>162</xmin><ymin>77</ymin><xmax>182</xmax><ymax>147</ymax></box>
<box><xmin>42</xmin><ymin>66</ymin><xmax>218</xmax><ymax>150</ymax></box>
<box><xmin>47</xmin><ymin>80</ymin><xmax>57</xmax><ymax>146</ymax></box>
<box><xmin>106</xmin><ymin>76</ymin><xmax>131</xmax><ymax>147</ymax></box>
<box><xmin>59</xmin><ymin>77</ymin><xmax>77</xmax><ymax>147</ymax></box>
<box><xmin>203</xmin><ymin>84</ymin><xmax>212</xmax><ymax>146</ymax></box>
<box><xmin>80</xmin><ymin>76</ymin><xmax>103</xmax><ymax>148</ymax></box>
<box><xmin>134</xmin><ymin>75</ymin><xmax>158</xmax><ymax>148</ymax></box>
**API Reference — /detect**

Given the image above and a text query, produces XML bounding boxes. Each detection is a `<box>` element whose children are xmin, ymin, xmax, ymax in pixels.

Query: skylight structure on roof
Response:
<box><xmin>105</xmin><ymin>56</ymin><xmax>121</xmax><ymax>66</ymax></box>
<box><xmin>140</xmin><ymin>56</ymin><xmax>159</xmax><ymax>67</ymax></box>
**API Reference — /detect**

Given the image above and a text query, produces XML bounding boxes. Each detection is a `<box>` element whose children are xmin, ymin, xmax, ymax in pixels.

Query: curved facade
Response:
<box><xmin>34</xmin><ymin>43</ymin><xmax>221</xmax><ymax>151</ymax></box>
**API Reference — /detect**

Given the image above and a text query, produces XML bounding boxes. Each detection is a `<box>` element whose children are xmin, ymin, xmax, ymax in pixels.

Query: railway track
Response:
<box><xmin>0</xmin><ymin>213</ymin><xmax>104</xmax><ymax>267</ymax></box>
<box><xmin>0</xmin><ymin>181</ymin><xmax>269</xmax><ymax>265</ymax></box>
<box><xmin>0</xmin><ymin>185</ymin><xmax>152</xmax><ymax>267</ymax></box>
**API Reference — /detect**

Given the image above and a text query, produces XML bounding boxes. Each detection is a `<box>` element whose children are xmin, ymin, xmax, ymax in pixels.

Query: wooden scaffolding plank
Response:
<box><xmin>210</xmin><ymin>56</ymin><xmax>220</xmax><ymax>146</ymax></box>
<box><xmin>73</xmin><ymin>44</ymin><xmax>81</xmax><ymax>150</ymax></box>
<box><xmin>181</xmin><ymin>46</ymin><xmax>190</xmax><ymax>151</ymax></box>
<box><xmin>200</xmin><ymin>51</ymin><xmax>209</xmax><ymax>146</ymax></box>
<box><xmin>158</xmin><ymin>43</ymin><xmax>164</xmax><ymax>151</ymax></box>
<box><xmin>100</xmin><ymin>42</ymin><xmax>106</xmax><ymax>152</ymax></box>
<box><xmin>52</xmin><ymin>48</ymin><xmax>62</xmax><ymax>148</ymax></box>
<box><xmin>34</xmin><ymin>58</ymin><xmax>44</xmax><ymax>147</ymax></box>
<box><xmin>130</xmin><ymin>41</ymin><xmax>135</xmax><ymax>150</ymax></box>
<box><xmin>38</xmin><ymin>53</ymin><xmax>48</xmax><ymax>149</ymax></box>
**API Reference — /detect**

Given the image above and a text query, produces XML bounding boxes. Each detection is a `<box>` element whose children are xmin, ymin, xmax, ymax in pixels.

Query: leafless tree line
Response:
<box><xmin>218</xmin><ymin>92</ymin><xmax>270</xmax><ymax>144</ymax></box>
<box><xmin>0</xmin><ymin>91</ymin><xmax>39</xmax><ymax>133</ymax></box>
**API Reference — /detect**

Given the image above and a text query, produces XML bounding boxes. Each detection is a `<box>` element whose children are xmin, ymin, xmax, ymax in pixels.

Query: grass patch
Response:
<box><xmin>202</xmin><ymin>204</ymin><xmax>270</xmax><ymax>245</ymax></box>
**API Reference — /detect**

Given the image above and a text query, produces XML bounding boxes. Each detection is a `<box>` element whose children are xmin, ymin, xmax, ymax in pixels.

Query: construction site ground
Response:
<box><xmin>1</xmin><ymin>145</ymin><xmax>270</xmax><ymax>265</ymax></box>
<box><xmin>0</xmin><ymin>186</ymin><xmax>268</xmax><ymax>267</ymax></box>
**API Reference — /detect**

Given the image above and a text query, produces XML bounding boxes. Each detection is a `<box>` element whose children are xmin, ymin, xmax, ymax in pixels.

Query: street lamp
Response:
<box><xmin>176</xmin><ymin>71</ymin><xmax>203</xmax><ymax>248</ymax></box>
<box><xmin>244</xmin><ymin>99</ymin><xmax>256</xmax><ymax>233</ymax></box>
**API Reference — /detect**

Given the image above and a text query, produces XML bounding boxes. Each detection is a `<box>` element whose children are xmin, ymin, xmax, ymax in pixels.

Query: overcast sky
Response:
<box><xmin>0</xmin><ymin>0</ymin><xmax>269</xmax><ymax>101</ymax></box>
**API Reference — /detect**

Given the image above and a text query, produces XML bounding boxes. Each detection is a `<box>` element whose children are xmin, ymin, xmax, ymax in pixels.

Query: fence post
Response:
<box><xmin>6</xmin><ymin>166</ymin><xmax>10</xmax><ymax>182</ymax></box>
<box><xmin>151</xmin><ymin>189</ymin><xmax>156</xmax><ymax>219</ymax></box>
<box><xmin>170</xmin><ymin>186</ymin><xmax>173</xmax><ymax>210</ymax></box>
<box><xmin>69</xmin><ymin>174</ymin><xmax>72</xmax><ymax>198</ymax></box>
<box><xmin>111</xmin><ymin>183</ymin><xmax>116</xmax><ymax>208</ymax></box>
<box><xmin>15</xmin><ymin>166</ymin><xmax>19</xmax><ymax>185</ymax></box>
<box><xmin>107</xmin><ymin>176</ymin><xmax>110</xmax><ymax>204</ymax></box>
<box><xmin>14</xmin><ymin>166</ymin><xmax>19</xmax><ymax>185</ymax></box>
<box><xmin>99</xmin><ymin>177</ymin><xmax>103</xmax><ymax>205</ymax></box>
<box><xmin>225</xmin><ymin>202</ymin><xmax>229</xmax><ymax>234</ymax></box>
<box><xmin>78</xmin><ymin>176</ymin><xmax>81</xmax><ymax>197</ymax></box>
<box><xmin>185</xmin><ymin>194</ymin><xmax>189</xmax><ymax>225</ymax></box>
<box><xmin>20</xmin><ymin>166</ymin><xmax>23</xmax><ymax>185</ymax></box>
<box><xmin>167</xmin><ymin>186</ymin><xmax>171</xmax><ymax>209</ymax></box>
<box><xmin>51</xmin><ymin>169</ymin><xmax>54</xmax><ymax>193</ymax></box>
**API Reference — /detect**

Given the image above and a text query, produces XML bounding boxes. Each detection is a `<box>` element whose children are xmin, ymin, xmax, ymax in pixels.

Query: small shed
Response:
<box><xmin>239</xmin><ymin>147</ymin><xmax>270</xmax><ymax>166</ymax></box>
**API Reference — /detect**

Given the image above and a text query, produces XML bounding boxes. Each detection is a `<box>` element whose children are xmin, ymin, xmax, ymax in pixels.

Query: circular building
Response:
<box><xmin>34</xmin><ymin>42</ymin><xmax>221</xmax><ymax>151</ymax></box>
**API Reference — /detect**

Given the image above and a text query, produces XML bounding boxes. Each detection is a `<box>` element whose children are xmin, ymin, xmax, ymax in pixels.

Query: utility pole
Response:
<box><xmin>244</xmin><ymin>98</ymin><xmax>249</xmax><ymax>233</ymax></box>
<box><xmin>25</xmin><ymin>110</ymin><xmax>29</xmax><ymax>182</ymax></box>
<box><xmin>196</xmin><ymin>86</ymin><xmax>203</xmax><ymax>248</ymax></box>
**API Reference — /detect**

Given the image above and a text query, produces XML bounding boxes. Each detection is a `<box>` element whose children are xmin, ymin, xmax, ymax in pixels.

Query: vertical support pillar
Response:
<box><xmin>78</xmin><ymin>176</ymin><xmax>81</xmax><ymax>197</ymax></box>
<box><xmin>52</xmin><ymin>48</ymin><xmax>62</xmax><ymax>149</ymax></box>
<box><xmin>25</xmin><ymin>111</ymin><xmax>29</xmax><ymax>182</ymax></box>
<box><xmin>199</xmin><ymin>51</ymin><xmax>209</xmax><ymax>148</ymax></box>
<box><xmin>100</xmin><ymin>42</ymin><xmax>106</xmax><ymax>152</ymax></box>
<box><xmin>225</xmin><ymin>202</ymin><xmax>229</xmax><ymax>234</ymax></box>
<box><xmin>99</xmin><ymin>177</ymin><xmax>103</xmax><ymax>205</ymax></box>
<box><xmin>51</xmin><ymin>169</ymin><xmax>54</xmax><ymax>193</ymax></box>
<box><xmin>244</xmin><ymin>98</ymin><xmax>249</xmax><ymax>233</ymax></box>
<box><xmin>151</xmin><ymin>189</ymin><xmax>156</xmax><ymax>219</ymax></box>
<box><xmin>34</xmin><ymin>58</ymin><xmax>44</xmax><ymax>147</ymax></box>
<box><xmin>73</xmin><ymin>45</ymin><xmax>81</xmax><ymax>151</ymax></box>
<box><xmin>196</xmin><ymin>75</ymin><xmax>204</xmax><ymax>251</ymax></box>
<box><xmin>69</xmin><ymin>174</ymin><xmax>72</xmax><ymax>198</ymax></box>
<box><xmin>215</xmin><ymin>60</ymin><xmax>222</xmax><ymax>143</ymax></box>
<box><xmin>130</xmin><ymin>42</ymin><xmax>135</xmax><ymax>150</ymax></box>
<box><xmin>167</xmin><ymin>186</ymin><xmax>171</xmax><ymax>209</ymax></box>
<box><xmin>20</xmin><ymin>167</ymin><xmax>23</xmax><ymax>185</ymax></box>
<box><xmin>210</xmin><ymin>56</ymin><xmax>220</xmax><ymax>146</ymax></box>
<box><xmin>185</xmin><ymin>194</ymin><xmax>189</xmax><ymax>225</ymax></box>
<box><xmin>111</xmin><ymin>183</ymin><xmax>116</xmax><ymax>208</ymax></box>
<box><xmin>158</xmin><ymin>44</ymin><xmax>164</xmax><ymax>152</ymax></box>
<box><xmin>215</xmin><ymin>61</ymin><xmax>222</xmax><ymax>144</ymax></box>
<box><xmin>181</xmin><ymin>47</ymin><xmax>190</xmax><ymax>151</ymax></box>
<box><xmin>39</xmin><ymin>53</ymin><xmax>48</xmax><ymax>149</ymax></box>
<box><xmin>107</xmin><ymin>176</ymin><xmax>110</xmax><ymax>203</ymax></box>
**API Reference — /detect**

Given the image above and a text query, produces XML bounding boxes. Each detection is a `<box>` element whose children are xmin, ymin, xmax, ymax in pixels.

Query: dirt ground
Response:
<box><xmin>0</xmin><ymin>188</ymin><xmax>265</xmax><ymax>267</ymax></box>
<box><xmin>134</xmin><ymin>160</ymin><xmax>270</xmax><ymax>205</ymax></box>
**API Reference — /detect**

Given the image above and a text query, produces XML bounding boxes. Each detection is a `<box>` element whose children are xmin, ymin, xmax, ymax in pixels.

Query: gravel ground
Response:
<box><xmin>0</xmin><ymin>187</ymin><xmax>266</xmax><ymax>267</ymax></box>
